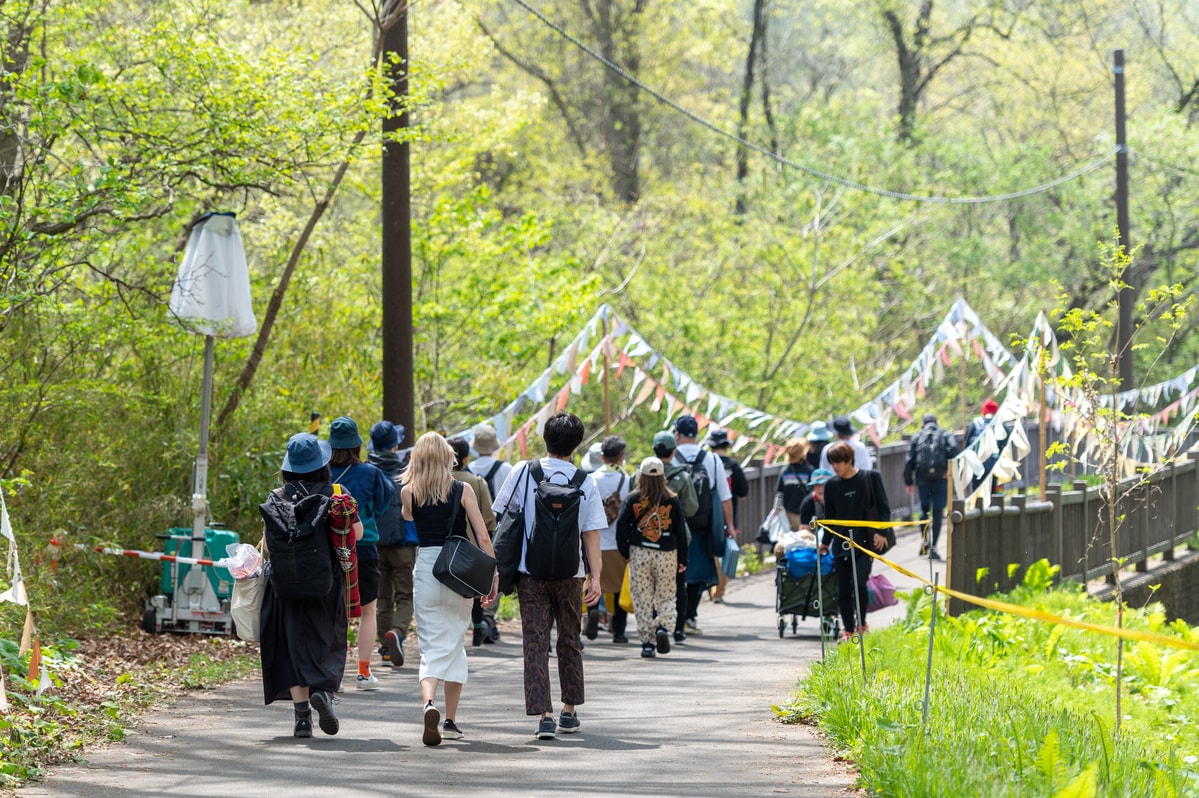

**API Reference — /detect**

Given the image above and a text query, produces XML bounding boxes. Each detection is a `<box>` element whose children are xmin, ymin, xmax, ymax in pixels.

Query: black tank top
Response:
<box><xmin>412</xmin><ymin>482</ymin><xmax>466</xmax><ymax>547</ymax></box>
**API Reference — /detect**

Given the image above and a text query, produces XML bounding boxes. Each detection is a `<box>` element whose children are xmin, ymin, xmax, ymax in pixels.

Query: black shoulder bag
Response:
<box><xmin>433</xmin><ymin>481</ymin><xmax>498</xmax><ymax>598</ymax></box>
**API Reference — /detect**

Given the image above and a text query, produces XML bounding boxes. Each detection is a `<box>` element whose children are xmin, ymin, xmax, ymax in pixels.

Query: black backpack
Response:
<box><xmin>525</xmin><ymin>460</ymin><xmax>587</xmax><ymax>579</ymax></box>
<box><xmin>914</xmin><ymin>427</ymin><xmax>950</xmax><ymax>481</ymax></box>
<box><xmin>683</xmin><ymin>450</ymin><xmax>713</xmax><ymax>531</ymax></box>
<box><xmin>260</xmin><ymin>482</ymin><xmax>335</xmax><ymax>600</ymax></box>
<box><xmin>483</xmin><ymin>460</ymin><xmax>503</xmax><ymax>498</ymax></box>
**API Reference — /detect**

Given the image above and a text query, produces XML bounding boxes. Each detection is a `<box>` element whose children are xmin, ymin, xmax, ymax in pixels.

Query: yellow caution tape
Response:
<box><xmin>814</xmin><ymin>521</ymin><xmax>1199</xmax><ymax>652</ymax></box>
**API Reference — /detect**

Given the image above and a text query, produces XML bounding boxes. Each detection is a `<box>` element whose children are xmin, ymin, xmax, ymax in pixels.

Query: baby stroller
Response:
<box><xmin>775</xmin><ymin>546</ymin><xmax>839</xmax><ymax>639</ymax></box>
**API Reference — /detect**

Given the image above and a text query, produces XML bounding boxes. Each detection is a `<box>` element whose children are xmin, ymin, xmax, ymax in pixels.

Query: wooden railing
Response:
<box><xmin>945</xmin><ymin>457</ymin><xmax>1199</xmax><ymax>613</ymax></box>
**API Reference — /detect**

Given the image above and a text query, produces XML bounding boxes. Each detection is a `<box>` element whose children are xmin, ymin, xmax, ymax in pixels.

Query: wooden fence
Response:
<box><xmin>946</xmin><ymin>457</ymin><xmax>1199</xmax><ymax>613</ymax></box>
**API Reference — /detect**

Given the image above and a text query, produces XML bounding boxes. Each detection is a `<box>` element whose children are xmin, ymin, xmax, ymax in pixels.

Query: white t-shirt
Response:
<box><xmin>818</xmin><ymin>437</ymin><xmax>874</xmax><ymax>472</ymax></box>
<box><xmin>591</xmin><ymin>465</ymin><xmax>629</xmax><ymax>551</ymax></box>
<box><xmin>492</xmin><ymin>457</ymin><xmax>608</xmax><ymax>577</ymax></box>
<box><xmin>468</xmin><ymin>456</ymin><xmax>512</xmax><ymax>496</ymax></box>
<box><xmin>673</xmin><ymin>443</ymin><xmax>734</xmax><ymax>502</ymax></box>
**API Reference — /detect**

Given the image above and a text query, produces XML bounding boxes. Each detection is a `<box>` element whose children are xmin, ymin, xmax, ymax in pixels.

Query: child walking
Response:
<box><xmin>616</xmin><ymin>457</ymin><xmax>689</xmax><ymax>658</ymax></box>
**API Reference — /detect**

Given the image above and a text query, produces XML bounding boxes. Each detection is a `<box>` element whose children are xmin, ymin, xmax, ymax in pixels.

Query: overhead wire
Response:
<box><xmin>508</xmin><ymin>0</ymin><xmax>1118</xmax><ymax>206</ymax></box>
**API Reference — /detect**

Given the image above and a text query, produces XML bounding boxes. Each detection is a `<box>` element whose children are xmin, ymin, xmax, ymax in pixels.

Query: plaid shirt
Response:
<box><xmin>328</xmin><ymin>488</ymin><xmax>361</xmax><ymax>618</ymax></box>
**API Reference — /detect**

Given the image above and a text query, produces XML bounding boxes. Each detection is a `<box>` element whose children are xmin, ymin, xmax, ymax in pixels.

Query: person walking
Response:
<box><xmin>327</xmin><ymin>416</ymin><xmax>394</xmax><ymax>692</ymax></box>
<box><xmin>401</xmin><ymin>432</ymin><xmax>498</xmax><ymax>746</ymax></box>
<box><xmin>490</xmin><ymin>412</ymin><xmax>605</xmax><ymax>741</ymax></box>
<box><xmin>368</xmin><ymin>420</ymin><xmax>416</xmax><ymax>669</ymax></box>
<box><xmin>591</xmin><ymin>435</ymin><xmax>629</xmax><ymax>643</ymax></box>
<box><xmin>447</xmin><ymin>435</ymin><xmax>500</xmax><ymax>647</ymax></box>
<box><xmin>903</xmin><ymin>412</ymin><xmax>959</xmax><ymax>560</ymax></box>
<box><xmin>775</xmin><ymin>438</ymin><xmax>813</xmax><ymax>532</ymax></box>
<box><xmin>259</xmin><ymin>433</ymin><xmax>362</xmax><ymax>739</ymax></box>
<box><xmin>706</xmin><ymin>428</ymin><xmax>747</xmax><ymax>603</ymax></box>
<box><xmin>819</xmin><ymin>441</ymin><xmax>890</xmax><ymax>642</ymax></box>
<box><xmin>616</xmin><ymin>457</ymin><xmax>688</xmax><ymax>659</ymax></box>
<box><xmin>805</xmin><ymin>422</ymin><xmax>832</xmax><ymax>470</ymax></box>
<box><xmin>650</xmin><ymin>430</ymin><xmax>698</xmax><ymax>645</ymax></box>
<box><xmin>818</xmin><ymin>415</ymin><xmax>874</xmax><ymax>472</ymax></box>
<box><xmin>671</xmin><ymin>415</ymin><xmax>734</xmax><ymax>637</ymax></box>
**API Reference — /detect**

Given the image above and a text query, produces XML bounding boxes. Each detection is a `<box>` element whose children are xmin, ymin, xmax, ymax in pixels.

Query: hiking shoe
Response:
<box><xmin>384</xmin><ymin>629</ymin><xmax>404</xmax><ymax>667</ymax></box>
<box><xmin>612</xmin><ymin>633</ymin><xmax>629</xmax><ymax>644</ymax></box>
<box><xmin>423</xmin><ymin>702</ymin><xmax>442</xmax><ymax>747</ymax></box>
<box><xmin>441</xmin><ymin>719</ymin><xmax>464</xmax><ymax>740</ymax></box>
<box><xmin>641</xmin><ymin>643</ymin><xmax>656</xmax><ymax>658</ymax></box>
<box><xmin>673</xmin><ymin>630</ymin><xmax>687</xmax><ymax>645</ymax></box>
<box><xmin>558</xmin><ymin>711</ymin><xmax>581</xmax><ymax>733</ymax></box>
<box><xmin>655</xmin><ymin>626</ymin><xmax>671</xmax><ymax>655</ymax></box>
<box><xmin>536</xmin><ymin>716</ymin><xmax>557</xmax><ymax>740</ymax></box>
<box><xmin>472</xmin><ymin>624</ymin><xmax>484</xmax><ymax>647</ymax></box>
<box><xmin>293</xmin><ymin>714</ymin><xmax>312</xmax><ymax>739</ymax></box>
<box><xmin>584</xmin><ymin>607</ymin><xmax>600</xmax><ymax>640</ymax></box>
<box><xmin>356</xmin><ymin>673</ymin><xmax>380</xmax><ymax>691</ymax></box>
<box><xmin>919</xmin><ymin>543</ymin><xmax>928</xmax><ymax>557</ymax></box>
<box><xmin>684</xmin><ymin>620</ymin><xmax>703</xmax><ymax>635</ymax></box>
<box><xmin>309</xmin><ymin>690</ymin><xmax>339</xmax><ymax>736</ymax></box>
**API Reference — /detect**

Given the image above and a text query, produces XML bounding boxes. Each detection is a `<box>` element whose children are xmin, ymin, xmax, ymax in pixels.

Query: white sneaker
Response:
<box><xmin>685</xmin><ymin>620</ymin><xmax>703</xmax><ymax>635</ymax></box>
<box><xmin>356</xmin><ymin>673</ymin><xmax>380</xmax><ymax>691</ymax></box>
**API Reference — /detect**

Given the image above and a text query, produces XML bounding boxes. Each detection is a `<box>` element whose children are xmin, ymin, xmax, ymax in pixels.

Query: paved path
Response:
<box><xmin>21</xmin><ymin>531</ymin><xmax>939</xmax><ymax>798</ymax></box>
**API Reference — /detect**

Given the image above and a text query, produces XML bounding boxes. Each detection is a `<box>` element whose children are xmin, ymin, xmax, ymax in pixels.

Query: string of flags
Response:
<box><xmin>456</xmin><ymin>298</ymin><xmax>1199</xmax><ymax>471</ymax></box>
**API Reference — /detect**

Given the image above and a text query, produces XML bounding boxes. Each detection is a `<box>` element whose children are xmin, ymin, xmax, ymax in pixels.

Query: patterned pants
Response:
<box><xmin>628</xmin><ymin>547</ymin><xmax>678</xmax><ymax>644</ymax></box>
<box><xmin>517</xmin><ymin>574</ymin><xmax>586</xmax><ymax>715</ymax></box>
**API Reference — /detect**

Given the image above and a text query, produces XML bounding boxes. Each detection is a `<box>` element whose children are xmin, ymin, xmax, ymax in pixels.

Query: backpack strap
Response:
<box><xmin>567</xmin><ymin>468</ymin><xmax>587</xmax><ymax>489</ymax></box>
<box><xmin>484</xmin><ymin>460</ymin><xmax>502</xmax><ymax>492</ymax></box>
<box><xmin>528</xmin><ymin>459</ymin><xmax>545</xmax><ymax>483</ymax></box>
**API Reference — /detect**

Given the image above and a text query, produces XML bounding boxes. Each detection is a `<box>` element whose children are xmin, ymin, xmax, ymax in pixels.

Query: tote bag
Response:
<box><xmin>231</xmin><ymin>573</ymin><xmax>265</xmax><ymax>642</ymax></box>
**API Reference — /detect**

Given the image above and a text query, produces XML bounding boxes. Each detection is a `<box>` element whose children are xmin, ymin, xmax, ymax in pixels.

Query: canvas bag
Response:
<box><xmin>231</xmin><ymin>539</ymin><xmax>265</xmax><ymax>643</ymax></box>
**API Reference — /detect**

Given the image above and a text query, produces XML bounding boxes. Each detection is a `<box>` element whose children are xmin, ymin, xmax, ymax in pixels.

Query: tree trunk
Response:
<box><xmin>590</xmin><ymin>0</ymin><xmax>644</xmax><ymax>203</ymax></box>
<box><xmin>735</xmin><ymin>0</ymin><xmax>768</xmax><ymax>215</ymax></box>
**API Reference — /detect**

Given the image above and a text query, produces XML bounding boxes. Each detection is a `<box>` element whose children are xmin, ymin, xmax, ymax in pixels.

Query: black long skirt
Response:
<box><xmin>259</xmin><ymin>576</ymin><xmax>347</xmax><ymax>704</ymax></box>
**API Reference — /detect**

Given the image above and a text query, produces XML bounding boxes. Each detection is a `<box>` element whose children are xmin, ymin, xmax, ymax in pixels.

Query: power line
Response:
<box><xmin>509</xmin><ymin>0</ymin><xmax>1117</xmax><ymax>206</ymax></box>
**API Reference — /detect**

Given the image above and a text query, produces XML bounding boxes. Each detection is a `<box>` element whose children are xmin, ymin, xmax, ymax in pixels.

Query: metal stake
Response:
<box><xmin>921</xmin><ymin>573</ymin><xmax>940</xmax><ymax>728</ymax></box>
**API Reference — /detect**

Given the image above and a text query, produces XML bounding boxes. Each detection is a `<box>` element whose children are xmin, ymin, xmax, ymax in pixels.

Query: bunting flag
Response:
<box><xmin>452</xmin><ymin>299</ymin><xmax>1199</xmax><ymax>470</ymax></box>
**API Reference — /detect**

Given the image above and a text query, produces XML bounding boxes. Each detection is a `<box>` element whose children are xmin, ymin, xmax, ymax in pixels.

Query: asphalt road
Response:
<box><xmin>20</xmin><ymin>531</ymin><xmax>939</xmax><ymax>798</ymax></box>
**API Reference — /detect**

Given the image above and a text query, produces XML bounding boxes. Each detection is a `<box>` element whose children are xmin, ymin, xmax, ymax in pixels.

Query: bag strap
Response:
<box><xmin>485</xmin><ymin>460</ymin><xmax>502</xmax><ymax>482</ymax></box>
<box><xmin>446</xmin><ymin>480</ymin><xmax>465</xmax><ymax>541</ymax></box>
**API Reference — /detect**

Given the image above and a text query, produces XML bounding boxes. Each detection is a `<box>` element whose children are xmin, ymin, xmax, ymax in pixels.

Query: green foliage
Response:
<box><xmin>781</xmin><ymin>575</ymin><xmax>1199</xmax><ymax>797</ymax></box>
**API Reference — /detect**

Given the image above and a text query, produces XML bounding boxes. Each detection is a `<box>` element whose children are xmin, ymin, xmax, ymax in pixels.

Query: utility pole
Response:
<box><xmin>1114</xmin><ymin>49</ymin><xmax>1133</xmax><ymax>396</ymax></box>
<box><xmin>381</xmin><ymin>2</ymin><xmax>415</xmax><ymax>434</ymax></box>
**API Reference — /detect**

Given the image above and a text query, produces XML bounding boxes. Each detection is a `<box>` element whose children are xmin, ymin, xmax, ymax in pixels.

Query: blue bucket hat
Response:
<box><xmin>281</xmin><ymin>433</ymin><xmax>332</xmax><ymax>473</ymax></box>
<box><xmin>806</xmin><ymin>421</ymin><xmax>832</xmax><ymax>442</ymax></box>
<box><xmin>808</xmin><ymin>468</ymin><xmax>834</xmax><ymax>486</ymax></box>
<box><xmin>369</xmin><ymin>420</ymin><xmax>404</xmax><ymax>452</ymax></box>
<box><xmin>328</xmin><ymin>416</ymin><xmax>362</xmax><ymax>449</ymax></box>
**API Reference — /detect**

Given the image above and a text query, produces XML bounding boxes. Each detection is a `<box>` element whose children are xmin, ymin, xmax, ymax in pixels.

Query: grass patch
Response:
<box><xmin>778</xmin><ymin>560</ymin><xmax>1199</xmax><ymax>797</ymax></box>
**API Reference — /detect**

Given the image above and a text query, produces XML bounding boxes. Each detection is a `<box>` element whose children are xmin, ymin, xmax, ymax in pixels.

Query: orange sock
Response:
<box><xmin>358</xmin><ymin>660</ymin><xmax>371</xmax><ymax>679</ymax></box>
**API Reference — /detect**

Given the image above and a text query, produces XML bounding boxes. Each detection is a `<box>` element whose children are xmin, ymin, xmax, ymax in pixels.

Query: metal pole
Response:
<box><xmin>192</xmin><ymin>335</ymin><xmax>215</xmax><ymax>556</ymax></box>
<box><xmin>1039</xmin><ymin>359</ymin><xmax>1048</xmax><ymax>502</ymax></box>
<box><xmin>921</xmin><ymin>573</ymin><xmax>940</xmax><ymax>728</ymax></box>
<box><xmin>382</xmin><ymin>3</ymin><xmax>415</xmax><ymax>434</ymax></box>
<box><xmin>1114</xmin><ymin>49</ymin><xmax>1133</xmax><ymax>395</ymax></box>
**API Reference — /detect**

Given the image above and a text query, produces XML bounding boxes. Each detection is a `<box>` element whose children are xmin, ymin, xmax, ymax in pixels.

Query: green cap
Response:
<box><xmin>652</xmin><ymin>430</ymin><xmax>676</xmax><ymax>450</ymax></box>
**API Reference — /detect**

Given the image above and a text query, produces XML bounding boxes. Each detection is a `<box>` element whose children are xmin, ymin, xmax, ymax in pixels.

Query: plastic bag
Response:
<box><xmin>216</xmin><ymin>542</ymin><xmax>263</xmax><ymax>580</ymax></box>
<box><xmin>756</xmin><ymin>508</ymin><xmax>789</xmax><ymax>545</ymax></box>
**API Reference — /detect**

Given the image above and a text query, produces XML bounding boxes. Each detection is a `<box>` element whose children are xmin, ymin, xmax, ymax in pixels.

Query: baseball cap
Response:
<box><xmin>673</xmin><ymin>415</ymin><xmax>699</xmax><ymax>437</ymax></box>
<box><xmin>808</xmin><ymin>468</ymin><xmax>834</xmax><ymax>486</ymax></box>
<box><xmin>652</xmin><ymin>431</ymin><xmax>677</xmax><ymax>451</ymax></box>
<box><xmin>639</xmin><ymin>456</ymin><xmax>664</xmax><ymax>476</ymax></box>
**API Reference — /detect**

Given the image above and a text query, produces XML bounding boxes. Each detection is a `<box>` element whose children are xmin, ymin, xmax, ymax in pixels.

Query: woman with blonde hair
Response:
<box><xmin>401</xmin><ymin>432</ymin><xmax>498</xmax><ymax>746</ymax></box>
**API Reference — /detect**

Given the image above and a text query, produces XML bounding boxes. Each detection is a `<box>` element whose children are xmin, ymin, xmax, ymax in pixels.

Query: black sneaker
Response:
<box><xmin>293</xmin><ymin>714</ymin><xmax>312</xmax><ymax>739</ymax></box>
<box><xmin>641</xmin><ymin>642</ymin><xmax>656</xmax><ymax>658</ymax></box>
<box><xmin>423</xmin><ymin>702</ymin><xmax>442</xmax><ymax>747</ymax></box>
<box><xmin>928</xmin><ymin>550</ymin><xmax>943</xmax><ymax>561</ymax></box>
<box><xmin>384</xmin><ymin>629</ymin><xmax>404</xmax><ymax>667</ymax></box>
<box><xmin>536</xmin><ymin>716</ymin><xmax>557</xmax><ymax>740</ymax></box>
<box><xmin>919</xmin><ymin>543</ymin><xmax>928</xmax><ymax>557</ymax></box>
<box><xmin>441</xmin><ymin>719</ymin><xmax>464</xmax><ymax>740</ymax></box>
<box><xmin>584</xmin><ymin>607</ymin><xmax>600</xmax><ymax>640</ymax></box>
<box><xmin>673</xmin><ymin>630</ymin><xmax>687</xmax><ymax>645</ymax></box>
<box><xmin>472</xmin><ymin>624</ymin><xmax>484</xmax><ymax>647</ymax></box>
<box><xmin>558</xmin><ymin>711</ymin><xmax>581</xmax><ymax>733</ymax></box>
<box><xmin>612</xmin><ymin>633</ymin><xmax>629</xmax><ymax>644</ymax></box>
<box><xmin>309</xmin><ymin>690</ymin><xmax>339</xmax><ymax>736</ymax></box>
<box><xmin>483</xmin><ymin>620</ymin><xmax>500</xmax><ymax>643</ymax></box>
<box><xmin>655</xmin><ymin>626</ymin><xmax>671</xmax><ymax>655</ymax></box>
